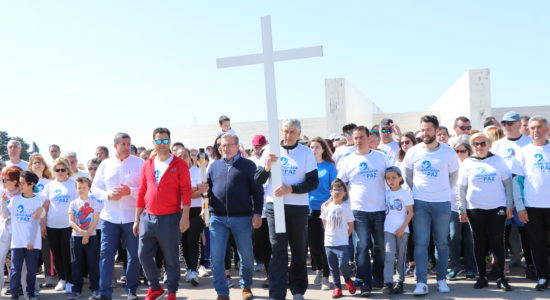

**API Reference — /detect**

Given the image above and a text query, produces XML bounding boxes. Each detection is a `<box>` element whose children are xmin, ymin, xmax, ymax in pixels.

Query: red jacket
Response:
<box><xmin>137</xmin><ymin>155</ymin><xmax>191</xmax><ymax>215</ymax></box>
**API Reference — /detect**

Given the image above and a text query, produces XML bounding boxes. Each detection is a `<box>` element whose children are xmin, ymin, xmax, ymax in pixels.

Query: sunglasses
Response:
<box><xmin>401</xmin><ymin>140</ymin><xmax>411</xmax><ymax>145</ymax></box>
<box><xmin>455</xmin><ymin>149</ymin><xmax>469</xmax><ymax>154</ymax></box>
<box><xmin>155</xmin><ymin>139</ymin><xmax>170</xmax><ymax>145</ymax></box>
<box><xmin>501</xmin><ymin>121</ymin><xmax>516</xmax><ymax>127</ymax></box>
<box><xmin>458</xmin><ymin>126</ymin><xmax>472</xmax><ymax>131</ymax></box>
<box><xmin>55</xmin><ymin>168</ymin><xmax>67</xmax><ymax>172</ymax></box>
<box><xmin>473</xmin><ymin>141</ymin><xmax>487</xmax><ymax>147</ymax></box>
<box><xmin>2</xmin><ymin>178</ymin><xmax>10</xmax><ymax>183</ymax></box>
<box><xmin>381</xmin><ymin>129</ymin><xmax>392</xmax><ymax>134</ymax></box>
<box><xmin>343</xmin><ymin>132</ymin><xmax>352</xmax><ymax>137</ymax></box>
<box><xmin>88</xmin><ymin>167</ymin><xmax>98</xmax><ymax>171</ymax></box>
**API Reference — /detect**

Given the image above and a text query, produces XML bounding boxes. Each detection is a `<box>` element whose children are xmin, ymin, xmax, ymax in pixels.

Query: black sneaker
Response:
<box><xmin>536</xmin><ymin>279</ymin><xmax>548</xmax><ymax>291</ymax></box>
<box><xmin>393</xmin><ymin>281</ymin><xmax>404</xmax><ymax>294</ymax></box>
<box><xmin>67</xmin><ymin>292</ymin><xmax>81</xmax><ymax>299</ymax></box>
<box><xmin>474</xmin><ymin>276</ymin><xmax>488</xmax><ymax>289</ymax></box>
<box><xmin>382</xmin><ymin>283</ymin><xmax>394</xmax><ymax>294</ymax></box>
<box><xmin>372</xmin><ymin>281</ymin><xmax>383</xmax><ymax>290</ymax></box>
<box><xmin>360</xmin><ymin>283</ymin><xmax>372</xmax><ymax>297</ymax></box>
<box><xmin>526</xmin><ymin>264</ymin><xmax>537</xmax><ymax>281</ymax></box>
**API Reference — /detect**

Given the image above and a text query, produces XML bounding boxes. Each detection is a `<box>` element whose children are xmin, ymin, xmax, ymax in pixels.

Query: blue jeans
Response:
<box><xmin>449</xmin><ymin>211</ymin><xmax>476</xmax><ymax>273</ymax></box>
<box><xmin>209</xmin><ymin>215</ymin><xmax>254</xmax><ymax>296</ymax></box>
<box><xmin>352</xmin><ymin>210</ymin><xmax>385</xmax><ymax>286</ymax></box>
<box><xmin>99</xmin><ymin>221</ymin><xmax>140</xmax><ymax>298</ymax></box>
<box><xmin>412</xmin><ymin>200</ymin><xmax>451</xmax><ymax>283</ymax></box>
<box><xmin>71</xmin><ymin>235</ymin><xmax>100</xmax><ymax>293</ymax></box>
<box><xmin>326</xmin><ymin>246</ymin><xmax>352</xmax><ymax>288</ymax></box>
<box><xmin>10</xmin><ymin>248</ymin><xmax>39</xmax><ymax>297</ymax></box>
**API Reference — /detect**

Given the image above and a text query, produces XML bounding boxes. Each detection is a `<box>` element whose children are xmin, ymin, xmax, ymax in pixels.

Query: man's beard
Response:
<box><xmin>423</xmin><ymin>134</ymin><xmax>436</xmax><ymax>144</ymax></box>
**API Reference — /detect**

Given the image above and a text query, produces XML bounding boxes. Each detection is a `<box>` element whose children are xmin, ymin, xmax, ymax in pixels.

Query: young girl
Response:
<box><xmin>383</xmin><ymin>166</ymin><xmax>414</xmax><ymax>294</ymax></box>
<box><xmin>4</xmin><ymin>171</ymin><xmax>44</xmax><ymax>300</ymax></box>
<box><xmin>320</xmin><ymin>179</ymin><xmax>356</xmax><ymax>298</ymax></box>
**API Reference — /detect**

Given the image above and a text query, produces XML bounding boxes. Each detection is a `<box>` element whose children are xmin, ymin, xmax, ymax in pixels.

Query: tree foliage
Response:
<box><xmin>0</xmin><ymin>131</ymin><xmax>32</xmax><ymax>161</ymax></box>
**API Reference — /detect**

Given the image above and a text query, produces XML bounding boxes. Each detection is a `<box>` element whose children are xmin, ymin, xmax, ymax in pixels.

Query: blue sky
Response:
<box><xmin>1</xmin><ymin>1</ymin><xmax>549</xmax><ymax>157</ymax></box>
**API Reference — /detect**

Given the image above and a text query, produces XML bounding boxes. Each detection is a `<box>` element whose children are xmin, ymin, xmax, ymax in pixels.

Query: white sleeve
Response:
<box><xmin>448</xmin><ymin>149</ymin><xmax>460</xmax><ymax>173</ymax></box>
<box><xmin>91</xmin><ymin>162</ymin><xmax>109</xmax><ymax>201</ymax></box>
<box><xmin>346</xmin><ymin>205</ymin><xmax>355</xmax><ymax>222</ymax></box>
<box><xmin>305</xmin><ymin>148</ymin><xmax>317</xmax><ymax>173</ymax></box>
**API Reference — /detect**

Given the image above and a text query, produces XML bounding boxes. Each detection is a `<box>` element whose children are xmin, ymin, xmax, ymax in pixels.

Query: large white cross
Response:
<box><xmin>216</xmin><ymin>16</ymin><xmax>323</xmax><ymax>233</ymax></box>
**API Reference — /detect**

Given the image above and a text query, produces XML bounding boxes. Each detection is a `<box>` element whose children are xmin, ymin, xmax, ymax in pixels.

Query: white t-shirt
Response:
<box><xmin>332</xmin><ymin>145</ymin><xmax>355</xmax><ymax>169</ymax></box>
<box><xmin>320</xmin><ymin>201</ymin><xmax>355</xmax><ymax>247</ymax></box>
<box><xmin>154</xmin><ymin>155</ymin><xmax>174</xmax><ymax>184</ymax></box>
<box><xmin>189</xmin><ymin>166</ymin><xmax>203</xmax><ymax>208</ymax></box>
<box><xmin>458</xmin><ymin>155</ymin><xmax>511</xmax><ymax>210</ymax></box>
<box><xmin>36</xmin><ymin>178</ymin><xmax>52</xmax><ymax>194</ymax></box>
<box><xmin>215</xmin><ymin>128</ymin><xmax>238</xmax><ymax>137</ymax></box>
<box><xmin>261</xmin><ymin>144</ymin><xmax>317</xmax><ymax>206</ymax></box>
<box><xmin>71</xmin><ymin>170</ymin><xmax>91</xmax><ymax>180</ymax></box>
<box><xmin>379</xmin><ymin>140</ymin><xmax>400</xmax><ymax>166</ymax></box>
<box><xmin>8</xmin><ymin>194</ymin><xmax>45</xmax><ymax>249</ymax></box>
<box><xmin>5</xmin><ymin>160</ymin><xmax>29</xmax><ymax>171</ymax></box>
<box><xmin>68</xmin><ymin>198</ymin><xmax>100</xmax><ymax>236</ymax></box>
<box><xmin>43</xmin><ymin>179</ymin><xmax>78</xmax><ymax>228</ymax></box>
<box><xmin>337</xmin><ymin>150</ymin><xmax>389</xmax><ymax>212</ymax></box>
<box><xmin>384</xmin><ymin>188</ymin><xmax>414</xmax><ymax>234</ymax></box>
<box><xmin>491</xmin><ymin>135</ymin><xmax>532</xmax><ymax>171</ymax></box>
<box><xmin>517</xmin><ymin>143</ymin><xmax>550</xmax><ymax>208</ymax></box>
<box><xmin>404</xmin><ymin>143</ymin><xmax>460</xmax><ymax>202</ymax></box>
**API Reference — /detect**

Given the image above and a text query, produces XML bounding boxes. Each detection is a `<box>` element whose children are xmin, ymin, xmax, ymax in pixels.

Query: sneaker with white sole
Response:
<box><xmin>437</xmin><ymin>280</ymin><xmax>450</xmax><ymax>293</ymax></box>
<box><xmin>198</xmin><ymin>265</ymin><xmax>210</xmax><ymax>277</ymax></box>
<box><xmin>54</xmin><ymin>280</ymin><xmax>66</xmax><ymax>292</ymax></box>
<box><xmin>321</xmin><ymin>278</ymin><xmax>331</xmax><ymax>291</ymax></box>
<box><xmin>64</xmin><ymin>282</ymin><xmax>74</xmax><ymax>294</ymax></box>
<box><xmin>413</xmin><ymin>283</ymin><xmax>428</xmax><ymax>296</ymax></box>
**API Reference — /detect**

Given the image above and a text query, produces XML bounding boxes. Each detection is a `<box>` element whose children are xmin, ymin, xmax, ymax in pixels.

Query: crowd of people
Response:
<box><xmin>0</xmin><ymin>112</ymin><xmax>549</xmax><ymax>300</ymax></box>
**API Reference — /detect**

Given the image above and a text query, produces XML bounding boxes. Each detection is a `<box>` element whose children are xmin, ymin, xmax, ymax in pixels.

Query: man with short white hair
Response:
<box><xmin>5</xmin><ymin>140</ymin><xmax>28</xmax><ymax>170</ymax></box>
<box><xmin>63</xmin><ymin>151</ymin><xmax>90</xmax><ymax>179</ymax></box>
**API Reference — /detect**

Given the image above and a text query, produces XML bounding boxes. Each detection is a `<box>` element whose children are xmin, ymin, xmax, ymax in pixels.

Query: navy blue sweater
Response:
<box><xmin>207</xmin><ymin>156</ymin><xmax>264</xmax><ymax>217</ymax></box>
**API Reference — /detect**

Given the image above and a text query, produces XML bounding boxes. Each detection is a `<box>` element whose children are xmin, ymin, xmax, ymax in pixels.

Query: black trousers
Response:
<box><xmin>308</xmin><ymin>210</ymin><xmax>329</xmax><ymax>277</ymax></box>
<box><xmin>181</xmin><ymin>207</ymin><xmax>204</xmax><ymax>272</ymax></box>
<box><xmin>525</xmin><ymin>207</ymin><xmax>550</xmax><ymax>280</ymax></box>
<box><xmin>47</xmin><ymin>227</ymin><xmax>73</xmax><ymax>283</ymax></box>
<box><xmin>467</xmin><ymin>207</ymin><xmax>506</xmax><ymax>278</ymax></box>
<box><xmin>253</xmin><ymin>218</ymin><xmax>271</xmax><ymax>272</ymax></box>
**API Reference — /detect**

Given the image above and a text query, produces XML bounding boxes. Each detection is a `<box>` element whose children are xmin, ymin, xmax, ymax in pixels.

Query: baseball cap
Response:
<box><xmin>252</xmin><ymin>135</ymin><xmax>267</xmax><ymax>147</ymax></box>
<box><xmin>501</xmin><ymin>111</ymin><xmax>521</xmax><ymax>123</ymax></box>
<box><xmin>380</xmin><ymin>118</ymin><xmax>393</xmax><ymax>128</ymax></box>
<box><xmin>328</xmin><ymin>133</ymin><xmax>341</xmax><ymax>140</ymax></box>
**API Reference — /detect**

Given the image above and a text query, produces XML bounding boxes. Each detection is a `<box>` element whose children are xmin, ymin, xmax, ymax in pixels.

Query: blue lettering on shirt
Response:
<box><xmin>280</xmin><ymin>157</ymin><xmax>298</xmax><ymax>176</ymax></box>
<box><xmin>474</xmin><ymin>166</ymin><xmax>496</xmax><ymax>183</ymax></box>
<box><xmin>357</xmin><ymin>162</ymin><xmax>378</xmax><ymax>180</ymax></box>
<box><xmin>419</xmin><ymin>160</ymin><xmax>440</xmax><ymax>177</ymax></box>
<box><xmin>53</xmin><ymin>189</ymin><xmax>70</xmax><ymax>203</ymax></box>
<box><xmin>15</xmin><ymin>204</ymin><xmax>32</xmax><ymax>223</ymax></box>
<box><xmin>533</xmin><ymin>153</ymin><xmax>550</xmax><ymax>171</ymax></box>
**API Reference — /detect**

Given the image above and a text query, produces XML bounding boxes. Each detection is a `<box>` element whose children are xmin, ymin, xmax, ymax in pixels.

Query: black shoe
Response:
<box><xmin>382</xmin><ymin>283</ymin><xmax>394</xmax><ymax>295</ymax></box>
<box><xmin>474</xmin><ymin>276</ymin><xmax>488</xmax><ymax>289</ymax></box>
<box><xmin>393</xmin><ymin>281</ymin><xmax>404</xmax><ymax>294</ymax></box>
<box><xmin>497</xmin><ymin>278</ymin><xmax>512</xmax><ymax>291</ymax></box>
<box><xmin>372</xmin><ymin>281</ymin><xmax>383</xmax><ymax>290</ymax></box>
<box><xmin>535</xmin><ymin>279</ymin><xmax>548</xmax><ymax>291</ymax></box>
<box><xmin>360</xmin><ymin>283</ymin><xmax>372</xmax><ymax>297</ymax></box>
<box><xmin>526</xmin><ymin>264</ymin><xmax>537</xmax><ymax>281</ymax></box>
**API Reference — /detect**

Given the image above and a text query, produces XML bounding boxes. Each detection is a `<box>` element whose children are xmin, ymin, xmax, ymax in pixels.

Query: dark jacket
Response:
<box><xmin>207</xmin><ymin>156</ymin><xmax>264</xmax><ymax>217</ymax></box>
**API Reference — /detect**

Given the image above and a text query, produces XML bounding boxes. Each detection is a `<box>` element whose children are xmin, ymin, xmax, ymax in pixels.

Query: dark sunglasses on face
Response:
<box><xmin>401</xmin><ymin>140</ymin><xmax>411</xmax><ymax>145</ymax></box>
<box><xmin>55</xmin><ymin>168</ymin><xmax>67</xmax><ymax>172</ymax></box>
<box><xmin>455</xmin><ymin>149</ymin><xmax>469</xmax><ymax>154</ymax></box>
<box><xmin>502</xmin><ymin>121</ymin><xmax>516</xmax><ymax>127</ymax></box>
<box><xmin>2</xmin><ymin>178</ymin><xmax>10</xmax><ymax>183</ymax></box>
<box><xmin>88</xmin><ymin>167</ymin><xmax>98</xmax><ymax>171</ymax></box>
<box><xmin>331</xmin><ymin>187</ymin><xmax>345</xmax><ymax>192</ymax></box>
<box><xmin>459</xmin><ymin>126</ymin><xmax>472</xmax><ymax>131</ymax></box>
<box><xmin>155</xmin><ymin>139</ymin><xmax>170</xmax><ymax>145</ymax></box>
<box><xmin>473</xmin><ymin>141</ymin><xmax>487</xmax><ymax>147</ymax></box>
<box><xmin>343</xmin><ymin>132</ymin><xmax>352</xmax><ymax>137</ymax></box>
<box><xmin>381</xmin><ymin>129</ymin><xmax>392</xmax><ymax>134</ymax></box>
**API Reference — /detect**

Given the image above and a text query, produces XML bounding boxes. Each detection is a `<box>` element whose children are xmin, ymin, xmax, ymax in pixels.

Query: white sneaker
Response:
<box><xmin>437</xmin><ymin>280</ymin><xmax>450</xmax><ymax>293</ymax></box>
<box><xmin>64</xmin><ymin>282</ymin><xmax>73</xmax><ymax>294</ymax></box>
<box><xmin>321</xmin><ymin>278</ymin><xmax>331</xmax><ymax>291</ymax></box>
<box><xmin>198</xmin><ymin>265</ymin><xmax>210</xmax><ymax>277</ymax></box>
<box><xmin>54</xmin><ymin>280</ymin><xmax>66</xmax><ymax>291</ymax></box>
<box><xmin>185</xmin><ymin>271</ymin><xmax>191</xmax><ymax>283</ymax></box>
<box><xmin>190</xmin><ymin>271</ymin><xmax>199</xmax><ymax>286</ymax></box>
<box><xmin>313</xmin><ymin>271</ymin><xmax>322</xmax><ymax>285</ymax></box>
<box><xmin>413</xmin><ymin>282</ymin><xmax>429</xmax><ymax>295</ymax></box>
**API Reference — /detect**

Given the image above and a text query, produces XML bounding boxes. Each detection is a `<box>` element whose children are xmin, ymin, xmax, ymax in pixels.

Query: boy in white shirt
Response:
<box><xmin>382</xmin><ymin>167</ymin><xmax>414</xmax><ymax>295</ymax></box>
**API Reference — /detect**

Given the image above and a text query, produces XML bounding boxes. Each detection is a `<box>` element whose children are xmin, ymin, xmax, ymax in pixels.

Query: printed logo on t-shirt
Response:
<box><xmin>76</xmin><ymin>202</ymin><xmax>94</xmax><ymax>229</ymax></box>
<box><xmin>154</xmin><ymin>170</ymin><xmax>160</xmax><ymax>181</ymax></box>
<box><xmin>53</xmin><ymin>189</ymin><xmax>70</xmax><ymax>203</ymax></box>
<box><xmin>36</xmin><ymin>184</ymin><xmax>44</xmax><ymax>192</ymax></box>
<box><xmin>280</xmin><ymin>157</ymin><xmax>298</xmax><ymax>175</ymax></box>
<box><xmin>15</xmin><ymin>204</ymin><xmax>31</xmax><ymax>222</ymax></box>
<box><xmin>474</xmin><ymin>166</ymin><xmax>496</xmax><ymax>183</ymax></box>
<box><xmin>318</xmin><ymin>168</ymin><xmax>327</xmax><ymax>177</ymax></box>
<box><xmin>533</xmin><ymin>153</ymin><xmax>550</xmax><ymax>171</ymax></box>
<box><xmin>357</xmin><ymin>162</ymin><xmax>378</xmax><ymax>180</ymax></box>
<box><xmin>385</xmin><ymin>198</ymin><xmax>403</xmax><ymax>214</ymax></box>
<box><xmin>419</xmin><ymin>160</ymin><xmax>440</xmax><ymax>177</ymax></box>
<box><xmin>506</xmin><ymin>148</ymin><xmax>516</xmax><ymax>159</ymax></box>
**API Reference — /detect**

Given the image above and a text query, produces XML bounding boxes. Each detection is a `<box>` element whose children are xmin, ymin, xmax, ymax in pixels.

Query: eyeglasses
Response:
<box><xmin>455</xmin><ymin>149</ymin><xmax>469</xmax><ymax>154</ymax></box>
<box><xmin>88</xmin><ymin>167</ymin><xmax>98</xmax><ymax>171</ymax></box>
<box><xmin>155</xmin><ymin>139</ymin><xmax>170</xmax><ymax>145</ymax></box>
<box><xmin>401</xmin><ymin>140</ymin><xmax>411</xmax><ymax>146</ymax></box>
<box><xmin>55</xmin><ymin>168</ymin><xmax>67</xmax><ymax>172</ymax></box>
<box><xmin>501</xmin><ymin>121</ymin><xmax>516</xmax><ymax>127</ymax></box>
<box><xmin>371</xmin><ymin>130</ymin><xmax>379</xmax><ymax>134</ymax></box>
<box><xmin>458</xmin><ymin>126</ymin><xmax>472</xmax><ymax>131</ymax></box>
<box><xmin>381</xmin><ymin>129</ymin><xmax>392</xmax><ymax>134</ymax></box>
<box><xmin>1</xmin><ymin>178</ymin><xmax>10</xmax><ymax>183</ymax></box>
<box><xmin>343</xmin><ymin>132</ymin><xmax>352</xmax><ymax>137</ymax></box>
<box><xmin>32</xmin><ymin>161</ymin><xmax>42</xmax><ymax>165</ymax></box>
<box><xmin>331</xmin><ymin>187</ymin><xmax>345</xmax><ymax>192</ymax></box>
<box><xmin>473</xmin><ymin>141</ymin><xmax>487</xmax><ymax>147</ymax></box>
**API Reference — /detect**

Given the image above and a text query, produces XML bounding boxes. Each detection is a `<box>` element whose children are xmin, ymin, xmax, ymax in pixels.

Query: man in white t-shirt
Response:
<box><xmin>491</xmin><ymin>111</ymin><xmax>532</xmax><ymax>170</ymax></box>
<box><xmin>404</xmin><ymin>115</ymin><xmax>459</xmax><ymax>295</ymax></box>
<box><xmin>5</xmin><ymin>140</ymin><xmax>28</xmax><ymax>170</ymax></box>
<box><xmin>337</xmin><ymin>126</ymin><xmax>389</xmax><ymax>296</ymax></box>
<box><xmin>378</xmin><ymin>119</ymin><xmax>402</xmax><ymax>166</ymax></box>
<box><xmin>332</xmin><ymin>123</ymin><xmax>357</xmax><ymax>169</ymax></box>
<box><xmin>516</xmin><ymin>116</ymin><xmax>550</xmax><ymax>291</ymax></box>
<box><xmin>254</xmin><ymin>119</ymin><xmax>318</xmax><ymax>300</ymax></box>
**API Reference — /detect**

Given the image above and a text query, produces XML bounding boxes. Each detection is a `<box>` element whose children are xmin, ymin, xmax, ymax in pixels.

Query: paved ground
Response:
<box><xmin>23</xmin><ymin>263</ymin><xmax>550</xmax><ymax>300</ymax></box>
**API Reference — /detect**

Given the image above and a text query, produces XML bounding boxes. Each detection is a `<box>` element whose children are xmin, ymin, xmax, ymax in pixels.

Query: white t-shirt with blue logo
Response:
<box><xmin>379</xmin><ymin>140</ymin><xmax>400</xmax><ymax>166</ymax></box>
<box><xmin>154</xmin><ymin>155</ymin><xmax>174</xmax><ymax>185</ymax></box>
<box><xmin>332</xmin><ymin>145</ymin><xmax>355</xmax><ymax>169</ymax></box>
<box><xmin>43</xmin><ymin>179</ymin><xmax>78</xmax><ymax>228</ymax></box>
<box><xmin>490</xmin><ymin>135</ymin><xmax>532</xmax><ymax>171</ymax></box>
<box><xmin>261</xmin><ymin>144</ymin><xmax>318</xmax><ymax>206</ymax></box>
<box><xmin>404</xmin><ymin>143</ymin><xmax>460</xmax><ymax>202</ymax></box>
<box><xmin>517</xmin><ymin>143</ymin><xmax>550</xmax><ymax>208</ymax></box>
<box><xmin>337</xmin><ymin>150</ymin><xmax>389</xmax><ymax>212</ymax></box>
<box><xmin>36</xmin><ymin>178</ymin><xmax>52</xmax><ymax>194</ymax></box>
<box><xmin>384</xmin><ymin>188</ymin><xmax>414</xmax><ymax>234</ymax></box>
<box><xmin>458</xmin><ymin>155</ymin><xmax>511</xmax><ymax>210</ymax></box>
<box><xmin>8</xmin><ymin>194</ymin><xmax>45</xmax><ymax>249</ymax></box>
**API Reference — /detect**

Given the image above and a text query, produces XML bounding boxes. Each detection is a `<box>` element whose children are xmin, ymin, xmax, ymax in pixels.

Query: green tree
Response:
<box><xmin>0</xmin><ymin>131</ymin><xmax>31</xmax><ymax>161</ymax></box>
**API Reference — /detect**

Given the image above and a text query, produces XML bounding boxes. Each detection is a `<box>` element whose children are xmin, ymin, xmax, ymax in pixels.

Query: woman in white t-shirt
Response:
<box><xmin>457</xmin><ymin>133</ymin><xmax>514</xmax><ymax>291</ymax></box>
<box><xmin>42</xmin><ymin>158</ymin><xmax>78</xmax><ymax>293</ymax></box>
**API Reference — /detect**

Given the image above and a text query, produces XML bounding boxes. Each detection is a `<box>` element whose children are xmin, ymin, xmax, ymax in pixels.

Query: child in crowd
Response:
<box><xmin>382</xmin><ymin>166</ymin><xmax>414</xmax><ymax>294</ymax></box>
<box><xmin>5</xmin><ymin>171</ymin><xmax>44</xmax><ymax>300</ymax></box>
<box><xmin>321</xmin><ymin>179</ymin><xmax>356</xmax><ymax>298</ymax></box>
<box><xmin>215</xmin><ymin>115</ymin><xmax>237</xmax><ymax>137</ymax></box>
<box><xmin>67</xmin><ymin>177</ymin><xmax>100</xmax><ymax>300</ymax></box>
